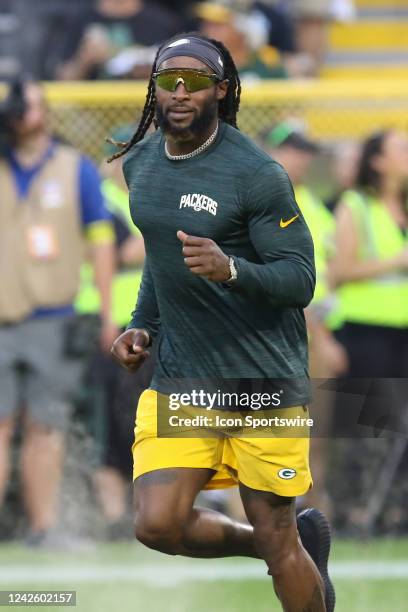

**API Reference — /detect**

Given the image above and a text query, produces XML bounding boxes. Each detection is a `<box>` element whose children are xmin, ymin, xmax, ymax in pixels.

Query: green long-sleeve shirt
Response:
<box><xmin>123</xmin><ymin>121</ymin><xmax>315</xmax><ymax>405</ymax></box>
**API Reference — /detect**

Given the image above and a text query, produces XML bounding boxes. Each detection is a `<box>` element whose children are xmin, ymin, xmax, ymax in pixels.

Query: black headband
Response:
<box><xmin>156</xmin><ymin>36</ymin><xmax>224</xmax><ymax>79</ymax></box>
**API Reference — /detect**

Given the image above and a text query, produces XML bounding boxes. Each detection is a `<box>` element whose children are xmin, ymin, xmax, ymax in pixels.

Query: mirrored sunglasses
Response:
<box><xmin>153</xmin><ymin>69</ymin><xmax>219</xmax><ymax>93</ymax></box>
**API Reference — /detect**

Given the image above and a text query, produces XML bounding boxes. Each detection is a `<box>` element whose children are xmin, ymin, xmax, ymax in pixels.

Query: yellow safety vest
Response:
<box><xmin>75</xmin><ymin>179</ymin><xmax>143</xmax><ymax>328</ymax></box>
<box><xmin>337</xmin><ymin>190</ymin><xmax>408</xmax><ymax>328</ymax></box>
<box><xmin>295</xmin><ymin>185</ymin><xmax>336</xmax><ymax>317</ymax></box>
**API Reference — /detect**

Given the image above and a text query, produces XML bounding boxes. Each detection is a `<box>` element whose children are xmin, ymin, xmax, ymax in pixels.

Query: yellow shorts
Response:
<box><xmin>132</xmin><ymin>389</ymin><xmax>312</xmax><ymax>496</ymax></box>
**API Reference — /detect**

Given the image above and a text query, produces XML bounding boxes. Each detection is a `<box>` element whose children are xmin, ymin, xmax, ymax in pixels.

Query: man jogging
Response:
<box><xmin>111</xmin><ymin>33</ymin><xmax>335</xmax><ymax>612</ymax></box>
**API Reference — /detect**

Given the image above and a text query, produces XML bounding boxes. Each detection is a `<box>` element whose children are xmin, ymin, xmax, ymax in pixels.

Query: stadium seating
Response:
<box><xmin>322</xmin><ymin>0</ymin><xmax>408</xmax><ymax>79</ymax></box>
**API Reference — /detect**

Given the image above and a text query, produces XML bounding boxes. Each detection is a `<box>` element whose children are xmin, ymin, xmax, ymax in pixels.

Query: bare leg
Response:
<box><xmin>134</xmin><ymin>469</ymin><xmax>326</xmax><ymax>609</ymax></box>
<box><xmin>94</xmin><ymin>467</ymin><xmax>128</xmax><ymax>522</ymax></box>
<box><xmin>0</xmin><ymin>417</ymin><xmax>14</xmax><ymax>506</ymax></box>
<box><xmin>240</xmin><ymin>484</ymin><xmax>325</xmax><ymax>612</ymax></box>
<box><xmin>134</xmin><ymin>468</ymin><xmax>258</xmax><ymax>558</ymax></box>
<box><xmin>20</xmin><ymin>422</ymin><xmax>64</xmax><ymax>532</ymax></box>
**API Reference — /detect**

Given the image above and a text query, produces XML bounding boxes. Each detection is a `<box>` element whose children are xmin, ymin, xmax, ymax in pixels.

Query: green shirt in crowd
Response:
<box><xmin>123</xmin><ymin>121</ymin><xmax>315</xmax><ymax>406</ymax></box>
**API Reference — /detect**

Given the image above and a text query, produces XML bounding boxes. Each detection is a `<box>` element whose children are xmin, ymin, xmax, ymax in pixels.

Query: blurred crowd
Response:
<box><xmin>1</xmin><ymin>0</ymin><xmax>407</xmax><ymax>551</ymax></box>
<box><xmin>1</xmin><ymin>0</ymin><xmax>356</xmax><ymax>81</ymax></box>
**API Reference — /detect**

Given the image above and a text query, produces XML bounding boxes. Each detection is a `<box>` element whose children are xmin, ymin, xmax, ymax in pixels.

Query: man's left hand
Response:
<box><xmin>177</xmin><ymin>230</ymin><xmax>230</xmax><ymax>282</ymax></box>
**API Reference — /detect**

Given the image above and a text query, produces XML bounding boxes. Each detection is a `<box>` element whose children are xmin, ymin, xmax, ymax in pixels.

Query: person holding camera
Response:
<box><xmin>0</xmin><ymin>81</ymin><xmax>116</xmax><ymax>547</ymax></box>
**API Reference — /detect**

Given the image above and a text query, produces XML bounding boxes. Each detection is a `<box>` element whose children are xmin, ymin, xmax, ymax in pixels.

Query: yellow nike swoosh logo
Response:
<box><xmin>280</xmin><ymin>214</ymin><xmax>299</xmax><ymax>228</ymax></box>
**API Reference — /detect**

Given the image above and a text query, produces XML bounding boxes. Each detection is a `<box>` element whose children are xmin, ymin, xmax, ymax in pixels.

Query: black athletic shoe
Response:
<box><xmin>297</xmin><ymin>508</ymin><xmax>336</xmax><ymax>612</ymax></box>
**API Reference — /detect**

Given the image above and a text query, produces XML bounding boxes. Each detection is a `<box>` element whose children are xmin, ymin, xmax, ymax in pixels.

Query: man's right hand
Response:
<box><xmin>111</xmin><ymin>328</ymin><xmax>150</xmax><ymax>372</ymax></box>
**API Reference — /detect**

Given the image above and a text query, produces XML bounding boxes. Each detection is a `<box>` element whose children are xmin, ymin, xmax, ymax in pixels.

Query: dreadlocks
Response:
<box><xmin>107</xmin><ymin>33</ymin><xmax>241</xmax><ymax>163</ymax></box>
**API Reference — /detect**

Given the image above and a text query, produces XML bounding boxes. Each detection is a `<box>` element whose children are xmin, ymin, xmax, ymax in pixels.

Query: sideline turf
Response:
<box><xmin>0</xmin><ymin>539</ymin><xmax>406</xmax><ymax>612</ymax></box>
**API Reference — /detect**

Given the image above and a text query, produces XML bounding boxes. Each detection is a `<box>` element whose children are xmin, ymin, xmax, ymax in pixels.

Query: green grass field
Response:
<box><xmin>0</xmin><ymin>538</ymin><xmax>407</xmax><ymax>611</ymax></box>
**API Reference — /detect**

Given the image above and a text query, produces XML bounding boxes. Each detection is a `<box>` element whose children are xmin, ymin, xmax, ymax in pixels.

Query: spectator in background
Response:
<box><xmin>286</xmin><ymin>1</ymin><xmax>332</xmax><ymax>70</ymax></box>
<box><xmin>332</xmin><ymin>130</ymin><xmax>408</xmax><ymax>426</ymax></box>
<box><xmin>261</xmin><ymin>121</ymin><xmax>348</xmax><ymax>518</ymax></box>
<box><xmin>55</xmin><ymin>0</ymin><xmax>184</xmax><ymax>80</ymax></box>
<box><xmin>0</xmin><ymin>82</ymin><xmax>116</xmax><ymax>547</ymax></box>
<box><xmin>253</xmin><ymin>1</ymin><xmax>316</xmax><ymax>76</ymax></box>
<box><xmin>325</xmin><ymin>140</ymin><xmax>361</xmax><ymax>212</ymax></box>
<box><xmin>195</xmin><ymin>1</ymin><xmax>315</xmax><ymax>80</ymax></box>
<box><xmin>274</xmin><ymin>0</ymin><xmax>355</xmax><ymax>73</ymax></box>
<box><xmin>330</xmin><ymin>130</ymin><xmax>408</xmax><ymax>531</ymax></box>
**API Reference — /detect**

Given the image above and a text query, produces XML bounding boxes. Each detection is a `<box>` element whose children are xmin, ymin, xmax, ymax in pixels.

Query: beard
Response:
<box><xmin>155</xmin><ymin>96</ymin><xmax>218</xmax><ymax>141</ymax></box>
